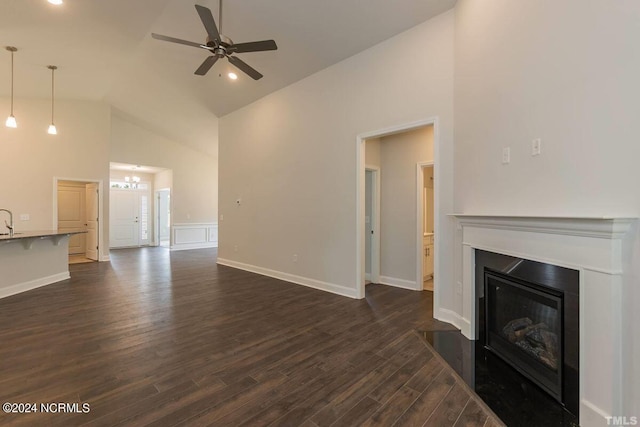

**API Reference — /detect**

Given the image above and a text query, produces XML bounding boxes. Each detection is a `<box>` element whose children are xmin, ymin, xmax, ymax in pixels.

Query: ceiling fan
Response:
<box><xmin>151</xmin><ymin>1</ymin><xmax>277</xmax><ymax>80</ymax></box>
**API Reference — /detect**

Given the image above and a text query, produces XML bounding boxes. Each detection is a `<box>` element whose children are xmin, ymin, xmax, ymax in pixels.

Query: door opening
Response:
<box><xmin>419</xmin><ymin>164</ymin><xmax>434</xmax><ymax>291</ymax></box>
<box><xmin>155</xmin><ymin>189</ymin><xmax>171</xmax><ymax>247</ymax></box>
<box><xmin>356</xmin><ymin>118</ymin><xmax>439</xmax><ymax>300</ymax></box>
<box><xmin>55</xmin><ymin>179</ymin><xmax>101</xmax><ymax>264</ymax></box>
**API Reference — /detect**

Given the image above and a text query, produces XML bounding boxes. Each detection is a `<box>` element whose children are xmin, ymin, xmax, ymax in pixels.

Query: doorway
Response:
<box><xmin>419</xmin><ymin>164</ymin><xmax>434</xmax><ymax>291</ymax></box>
<box><xmin>55</xmin><ymin>179</ymin><xmax>101</xmax><ymax>264</ymax></box>
<box><xmin>155</xmin><ymin>189</ymin><xmax>171</xmax><ymax>247</ymax></box>
<box><xmin>356</xmin><ymin>118</ymin><xmax>440</xmax><ymax>300</ymax></box>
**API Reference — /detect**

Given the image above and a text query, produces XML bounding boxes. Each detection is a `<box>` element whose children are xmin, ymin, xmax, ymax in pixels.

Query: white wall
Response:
<box><xmin>0</xmin><ymin>98</ymin><xmax>110</xmax><ymax>260</ymax></box>
<box><xmin>219</xmin><ymin>11</ymin><xmax>454</xmax><ymax>298</ymax></box>
<box><xmin>110</xmin><ymin>113</ymin><xmax>218</xmax><ymax>224</ymax></box>
<box><xmin>379</xmin><ymin>126</ymin><xmax>433</xmax><ymax>284</ymax></box>
<box><xmin>454</xmin><ymin>0</ymin><xmax>640</xmax><ymax>416</ymax></box>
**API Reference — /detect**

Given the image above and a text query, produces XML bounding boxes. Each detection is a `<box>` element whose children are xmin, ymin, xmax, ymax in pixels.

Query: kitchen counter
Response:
<box><xmin>0</xmin><ymin>229</ymin><xmax>87</xmax><ymax>298</ymax></box>
<box><xmin>0</xmin><ymin>229</ymin><xmax>86</xmax><ymax>242</ymax></box>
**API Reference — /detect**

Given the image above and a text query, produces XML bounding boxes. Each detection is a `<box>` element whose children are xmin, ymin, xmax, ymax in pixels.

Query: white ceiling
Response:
<box><xmin>1</xmin><ymin>0</ymin><xmax>455</xmax><ymax>152</ymax></box>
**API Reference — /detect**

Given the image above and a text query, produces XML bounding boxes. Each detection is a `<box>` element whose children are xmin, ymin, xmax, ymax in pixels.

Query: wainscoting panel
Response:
<box><xmin>171</xmin><ymin>223</ymin><xmax>218</xmax><ymax>251</ymax></box>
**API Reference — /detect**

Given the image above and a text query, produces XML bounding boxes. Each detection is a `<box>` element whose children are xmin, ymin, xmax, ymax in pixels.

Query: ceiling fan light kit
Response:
<box><xmin>151</xmin><ymin>1</ymin><xmax>277</xmax><ymax>80</ymax></box>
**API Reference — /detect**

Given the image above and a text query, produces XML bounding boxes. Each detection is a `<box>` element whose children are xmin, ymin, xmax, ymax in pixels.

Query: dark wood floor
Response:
<box><xmin>0</xmin><ymin>248</ymin><xmax>502</xmax><ymax>426</ymax></box>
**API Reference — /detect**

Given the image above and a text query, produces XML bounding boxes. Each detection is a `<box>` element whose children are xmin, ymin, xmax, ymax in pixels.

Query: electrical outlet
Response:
<box><xmin>532</xmin><ymin>138</ymin><xmax>542</xmax><ymax>156</ymax></box>
<box><xmin>19</xmin><ymin>214</ymin><xmax>29</xmax><ymax>221</ymax></box>
<box><xmin>234</xmin><ymin>245</ymin><xmax>238</xmax><ymax>252</ymax></box>
<box><xmin>292</xmin><ymin>254</ymin><xmax>298</xmax><ymax>263</ymax></box>
<box><xmin>502</xmin><ymin>147</ymin><xmax>511</xmax><ymax>164</ymax></box>
<box><xmin>220</xmin><ymin>214</ymin><xmax>224</xmax><ymax>221</ymax></box>
<box><xmin>456</xmin><ymin>282</ymin><xmax>463</xmax><ymax>295</ymax></box>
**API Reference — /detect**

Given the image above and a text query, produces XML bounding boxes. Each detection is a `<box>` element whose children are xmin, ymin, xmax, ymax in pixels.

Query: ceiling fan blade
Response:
<box><xmin>195</xmin><ymin>5</ymin><xmax>220</xmax><ymax>43</ymax></box>
<box><xmin>152</xmin><ymin>33</ymin><xmax>203</xmax><ymax>49</ymax></box>
<box><xmin>195</xmin><ymin>56</ymin><xmax>219</xmax><ymax>75</ymax></box>
<box><xmin>228</xmin><ymin>56</ymin><xmax>263</xmax><ymax>80</ymax></box>
<box><xmin>231</xmin><ymin>40</ymin><xmax>278</xmax><ymax>54</ymax></box>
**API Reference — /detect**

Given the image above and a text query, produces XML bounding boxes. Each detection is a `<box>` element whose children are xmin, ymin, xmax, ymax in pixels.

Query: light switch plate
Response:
<box><xmin>20</xmin><ymin>214</ymin><xmax>29</xmax><ymax>221</ymax></box>
<box><xmin>502</xmin><ymin>147</ymin><xmax>511</xmax><ymax>164</ymax></box>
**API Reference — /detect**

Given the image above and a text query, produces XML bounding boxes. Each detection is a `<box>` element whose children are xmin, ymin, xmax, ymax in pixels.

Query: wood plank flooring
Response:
<box><xmin>0</xmin><ymin>248</ymin><xmax>502</xmax><ymax>426</ymax></box>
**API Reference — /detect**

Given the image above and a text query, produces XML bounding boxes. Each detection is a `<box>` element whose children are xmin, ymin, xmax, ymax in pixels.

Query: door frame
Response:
<box><xmin>154</xmin><ymin>188</ymin><xmax>171</xmax><ymax>247</ymax></box>
<box><xmin>52</xmin><ymin>177</ymin><xmax>108</xmax><ymax>262</ymax></box>
<box><xmin>416</xmin><ymin>162</ymin><xmax>434</xmax><ymax>288</ymax></box>
<box><xmin>364</xmin><ymin>166</ymin><xmax>380</xmax><ymax>284</ymax></box>
<box><xmin>356</xmin><ymin>117</ymin><xmax>440</xmax><ymax>299</ymax></box>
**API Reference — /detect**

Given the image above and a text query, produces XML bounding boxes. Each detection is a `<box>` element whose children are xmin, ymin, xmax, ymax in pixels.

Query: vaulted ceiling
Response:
<box><xmin>1</xmin><ymin>0</ymin><xmax>455</xmax><ymax>154</ymax></box>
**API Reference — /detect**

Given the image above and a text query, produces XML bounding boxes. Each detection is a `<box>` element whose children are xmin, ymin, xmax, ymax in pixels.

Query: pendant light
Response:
<box><xmin>5</xmin><ymin>46</ymin><xmax>17</xmax><ymax>128</ymax></box>
<box><xmin>47</xmin><ymin>65</ymin><xmax>58</xmax><ymax>135</ymax></box>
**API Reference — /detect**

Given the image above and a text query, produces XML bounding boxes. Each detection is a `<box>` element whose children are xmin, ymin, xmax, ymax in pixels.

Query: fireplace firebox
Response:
<box><xmin>485</xmin><ymin>271</ymin><xmax>563</xmax><ymax>401</ymax></box>
<box><xmin>476</xmin><ymin>250</ymin><xmax>579</xmax><ymax>418</ymax></box>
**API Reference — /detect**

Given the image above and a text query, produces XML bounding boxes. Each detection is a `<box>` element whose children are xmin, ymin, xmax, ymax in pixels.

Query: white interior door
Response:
<box><xmin>110</xmin><ymin>190</ymin><xmax>140</xmax><ymax>248</ymax></box>
<box><xmin>85</xmin><ymin>183</ymin><xmax>99</xmax><ymax>260</ymax></box>
<box><xmin>58</xmin><ymin>182</ymin><xmax>87</xmax><ymax>255</ymax></box>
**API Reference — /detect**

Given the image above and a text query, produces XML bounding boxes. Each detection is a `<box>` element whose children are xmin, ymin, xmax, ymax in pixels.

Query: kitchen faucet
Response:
<box><xmin>0</xmin><ymin>209</ymin><xmax>14</xmax><ymax>237</ymax></box>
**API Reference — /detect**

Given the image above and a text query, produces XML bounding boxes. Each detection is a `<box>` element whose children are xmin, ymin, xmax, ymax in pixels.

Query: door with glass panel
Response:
<box><xmin>109</xmin><ymin>190</ymin><xmax>150</xmax><ymax>248</ymax></box>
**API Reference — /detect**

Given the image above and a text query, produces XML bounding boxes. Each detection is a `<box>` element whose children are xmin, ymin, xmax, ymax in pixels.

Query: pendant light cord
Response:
<box><xmin>9</xmin><ymin>49</ymin><xmax>14</xmax><ymax>116</ymax></box>
<box><xmin>51</xmin><ymin>67</ymin><xmax>54</xmax><ymax>123</ymax></box>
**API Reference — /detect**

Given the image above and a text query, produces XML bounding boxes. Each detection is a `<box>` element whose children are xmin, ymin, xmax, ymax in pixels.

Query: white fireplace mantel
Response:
<box><xmin>448</xmin><ymin>214</ymin><xmax>636</xmax><ymax>427</ymax></box>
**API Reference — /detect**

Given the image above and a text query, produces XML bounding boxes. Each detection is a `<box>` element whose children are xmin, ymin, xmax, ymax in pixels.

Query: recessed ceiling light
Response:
<box><xmin>48</xmin><ymin>0</ymin><xmax>63</xmax><ymax>5</ymax></box>
<box><xmin>228</xmin><ymin>72</ymin><xmax>238</xmax><ymax>80</ymax></box>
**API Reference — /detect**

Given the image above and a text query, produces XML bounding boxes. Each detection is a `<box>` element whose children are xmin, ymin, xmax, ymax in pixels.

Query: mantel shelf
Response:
<box><xmin>449</xmin><ymin>214</ymin><xmax>637</xmax><ymax>240</ymax></box>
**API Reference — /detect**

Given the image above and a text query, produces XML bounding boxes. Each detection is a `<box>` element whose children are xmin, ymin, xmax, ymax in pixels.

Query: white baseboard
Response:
<box><xmin>0</xmin><ymin>272</ymin><xmax>70</xmax><ymax>299</ymax></box>
<box><xmin>172</xmin><ymin>223</ymin><xmax>218</xmax><ymax>251</ymax></box>
<box><xmin>216</xmin><ymin>258</ymin><xmax>358</xmax><ymax>299</ymax></box>
<box><xmin>379</xmin><ymin>275</ymin><xmax>420</xmax><ymax>291</ymax></box>
<box><xmin>435</xmin><ymin>308</ymin><xmax>471</xmax><ymax>339</ymax></box>
<box><xmin>170</xmin><ymin>242</ymin><xmax>217</xmax><ymax>251</ymax></box>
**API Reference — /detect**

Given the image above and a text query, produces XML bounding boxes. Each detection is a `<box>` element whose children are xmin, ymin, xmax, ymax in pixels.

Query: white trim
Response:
<box><xmin>365</xmin><ymin>166</ymin><xmax>381</xmax><ymax>284</ymax></box>
<box><xmin>171</xmin><ymin>223</ymin><xmax>218</xmax><ymax>251</ymax></box>
<box><xmin>434</xmin><ymin>307</ymin><xmax>469</xmax><ymax>333</ymax></box>
<box><xmin>0</xmin><ymin>272</ymin><xmax>69</xmax><ymax>300</ymax></box>
<box><xmin>416</xmin><ymin>162</ymin><xmax>434</xmax><ymax>292</ymax></box>
<box><xmin>356</xmin><ymin>117</ymin><xmax>441</xmax><ymax>301</ymax></box>
<box><xmin>53</xmin><ymin>177</ymin><xmax>106</xmax><ymax>262</ymax></box>
<box><xmin>217</xmin><ymin>258</ymin><xmax>358</xmax><ymax>299</ymax></box>
<box><xmin>379</xmin><ymin>275</ymin><xmax>419</xmax><ymax>291</ymax></box>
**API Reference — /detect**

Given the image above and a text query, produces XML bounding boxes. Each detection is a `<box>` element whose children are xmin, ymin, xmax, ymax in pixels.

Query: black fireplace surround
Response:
<box><xmin>476</xmin><ymin>250</ymin><xmax>579</xmax><ymax>418</ymax></box>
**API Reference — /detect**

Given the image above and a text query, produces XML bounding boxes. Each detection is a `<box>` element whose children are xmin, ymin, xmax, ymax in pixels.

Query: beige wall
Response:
<box><xmin>0</xmin><ymin>98</ymin><xmax>110</xmax><ymax>260</ymax></box>
<box><xmin>379</xmin><ymin>126</ymin><xmax>433</xmax><ymax>283</ymax></box>
<box><xmin>110</xmin><ymin>113</ymin><xmax>217</xmax><ymax>224</ymax></box>
<box><xmin>454</xmin><ymin>0</ymin><xmax>640</xmax><ymax>415</ymax></box>
<box><xmin>219</xmin><ymin>11</ymin><xmax>454</xmax><ymax>295</ymax></box>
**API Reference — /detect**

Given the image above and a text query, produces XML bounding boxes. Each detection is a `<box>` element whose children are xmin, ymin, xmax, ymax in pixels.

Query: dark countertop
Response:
<box><xmin>0</xmin><ymin>229</ymin><xmax>87</xmax><ymax>242</ymax></box>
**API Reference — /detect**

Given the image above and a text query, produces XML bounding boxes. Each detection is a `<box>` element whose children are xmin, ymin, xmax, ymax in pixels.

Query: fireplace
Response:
<box><xmin>476</xmin><ymin>250</ymin><xmax>579</xmax><ymax>417</ymax></box>
<box><xmin>449</xmin><ymin>214</ymin><xmax>635</xmax><ymax>427</ymax></box>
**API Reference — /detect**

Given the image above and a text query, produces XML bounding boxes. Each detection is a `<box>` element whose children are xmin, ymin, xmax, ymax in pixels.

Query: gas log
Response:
<box><xmin>502</xmin><ymin>317</ymin><xmax>558</xmax><ymax>370</ymax></box>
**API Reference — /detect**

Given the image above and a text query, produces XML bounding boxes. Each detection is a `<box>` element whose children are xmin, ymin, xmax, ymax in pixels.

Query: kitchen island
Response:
<box><xmin>0</xmin><ymin>230</ymin><xmax>87</xmax><ymax>299</ymax></box>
